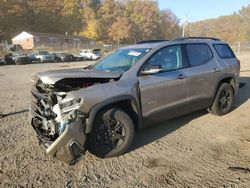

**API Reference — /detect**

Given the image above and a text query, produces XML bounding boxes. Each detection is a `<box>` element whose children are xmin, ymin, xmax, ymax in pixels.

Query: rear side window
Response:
<box><xmin>186</xmin><ymin>44</ymin><xmax>213</xmax><ymax>67</ymax></box>
<box><xmin>213</xmin><ymin>44</ymin><xmax>235</xmax><ymax>59</ymax></box>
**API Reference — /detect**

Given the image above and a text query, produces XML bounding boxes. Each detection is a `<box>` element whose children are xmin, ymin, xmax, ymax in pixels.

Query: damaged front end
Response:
<box><xmin>30</xmin><ymin>79</ymin><xmax>87</xmax><ymax>164</ymax></box>
<box><xmin>29</xmin><ymin>69</ymin><xmax>122</xmax><ymax>164</ymax></box>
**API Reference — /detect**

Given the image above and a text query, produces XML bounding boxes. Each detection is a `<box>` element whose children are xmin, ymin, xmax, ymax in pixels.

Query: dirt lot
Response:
<box><xmin>0</xmin><ymin>54</ymin><xmax>250</xmax><ymax>188</ymax></box>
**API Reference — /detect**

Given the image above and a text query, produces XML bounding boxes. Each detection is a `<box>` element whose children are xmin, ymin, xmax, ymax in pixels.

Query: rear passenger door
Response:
<box><xmin>185</xmin><ymin>43</ymin><xmax>220</xmax><ymax>111</ymax></box>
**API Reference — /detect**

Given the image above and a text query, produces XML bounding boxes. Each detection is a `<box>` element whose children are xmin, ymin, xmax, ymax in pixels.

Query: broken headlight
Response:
<box><xmin>60</xmin><ymin>98</ymin><xmax>84</xmax><ymax>114</ymax></box>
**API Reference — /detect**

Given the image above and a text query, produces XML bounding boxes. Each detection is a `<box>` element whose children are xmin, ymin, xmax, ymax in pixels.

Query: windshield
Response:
<box><xmin>38</xmin><ymin>51</ymin><xmax>49</xmax><ymax>55</ymax></box>
<box><xmin>92</xmin><ymin>48</ymin><xmax>150</xmax><ymax>72</ymax></box>
<box><xmin>92</xmin><ymin>49</ymin><xmax>101</xmax><ymax>55</ymax></box>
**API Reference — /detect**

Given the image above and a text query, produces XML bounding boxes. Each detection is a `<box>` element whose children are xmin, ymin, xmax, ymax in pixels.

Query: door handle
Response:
<box><xmin>212</xmin><ymin>68</ymin><xmax>221</xmax><ymax>73</ymax></box>
<box><xmin>177</xmin><ymin>74</ymin><xmax>187</xmax><ymax>79</ymax></box>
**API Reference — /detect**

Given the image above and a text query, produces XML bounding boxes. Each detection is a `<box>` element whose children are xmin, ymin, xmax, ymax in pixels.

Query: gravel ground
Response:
<box><xmin>0</xmin><ymin>55</ymin><xmax>250</xmax><ymax>187</ymax></box>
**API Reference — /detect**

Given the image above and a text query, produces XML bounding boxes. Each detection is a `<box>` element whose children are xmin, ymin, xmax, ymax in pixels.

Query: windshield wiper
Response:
<box><xmin>84</xmin><ymin>65</ymin><xmax>93</xmax><ymax>70</ymax></box>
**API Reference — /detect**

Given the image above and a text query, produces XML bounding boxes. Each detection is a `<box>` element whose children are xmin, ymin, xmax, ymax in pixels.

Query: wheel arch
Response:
<box><xmin>215</xmin><ymin>76</ymin><xmax>236</xmax><ymax>95</ymax></box>
<box><xmin>85</xmin><ymin>95</ymin><xmax>142</xmax><ymax>134</ymax></box>
<box><xmin>209</xmin><ymin>78</ymin><xmax>235</xmax><ymax>116</ymax></box>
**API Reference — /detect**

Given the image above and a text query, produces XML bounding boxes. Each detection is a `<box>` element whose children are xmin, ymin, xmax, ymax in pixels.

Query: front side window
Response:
<box><xmin>186</xmin><ymin>44</ymin><xmax>212</xmax><ymax>67</ymax></box>
<box><xmin>92</xmin><ymin>48</ymin><xmax>150</xmax><ymax>72</ymax></box>
<box><xmin>145</xmin><ymin>45</ymin><xmax>183</xmax><ymax>72</ymax></box>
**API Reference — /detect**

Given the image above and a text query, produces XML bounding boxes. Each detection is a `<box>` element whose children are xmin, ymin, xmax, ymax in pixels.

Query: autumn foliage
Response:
<box><xmin>187</xmin><ymin>5</ymin><xmax>250</xmax><ymax>43</ymax></box>
<box><xmin>108</xmin><ymin>17</ymin><xmax>131</xmax><ymax>45</ymax></box>
<box><xmin>0</xmin><ymin>1</ymin><xmax>249</xmax><ymax>45</ymax></box>
<box><xmin>0</xmin><ymin>0</ymin><xmax>181</xmax><ymax>44</ymax></box>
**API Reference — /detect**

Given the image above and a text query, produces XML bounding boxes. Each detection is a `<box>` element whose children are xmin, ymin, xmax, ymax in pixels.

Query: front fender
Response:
<box><xmin>85</xmin><ymin>95</ymin><xmax>141</xmax><ymax>134</ymax></box>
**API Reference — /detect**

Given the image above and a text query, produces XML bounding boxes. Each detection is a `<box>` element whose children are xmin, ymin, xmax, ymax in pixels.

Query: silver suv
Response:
<box><xmin>30</xmin><ymin>37</ymin><xmax>240</xmax><ymax>164</ymax></box>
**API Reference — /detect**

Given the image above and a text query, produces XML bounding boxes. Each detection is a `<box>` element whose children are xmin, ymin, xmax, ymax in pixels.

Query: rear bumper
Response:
<box><xmin>233</xmin><ymin>75</ymin><xmax>240</xmax><ymax>96</ymax></box>
<box><xmin>29</xmin><ymin>107</ymin><xmax>86</xmax><ymax>165</ymax></box>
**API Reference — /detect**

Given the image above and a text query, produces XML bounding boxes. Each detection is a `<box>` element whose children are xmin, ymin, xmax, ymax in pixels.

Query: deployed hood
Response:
<box><xmin>36</xmin><ymin>68</ymin><xmax>122</xmax><ymax>84</ymax></box>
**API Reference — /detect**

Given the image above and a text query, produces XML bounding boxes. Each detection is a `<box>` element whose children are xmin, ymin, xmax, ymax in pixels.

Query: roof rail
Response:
<box><xmin>137</xmin><ymin>40</ymin><xmax>169</xmax><ymax>44</ymax></box>
<box><xmin>172</xmin><ymin>37</ymin><xmax>221</xmax><ymax>41</ymax></box>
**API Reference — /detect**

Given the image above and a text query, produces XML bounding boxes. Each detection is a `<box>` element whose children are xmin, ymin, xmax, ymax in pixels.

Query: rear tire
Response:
<box><xmin>87</xmin><ymin>108</ymin><xmax>135</xmax><ymax>158</ymax></box>
<box><xmin>209</xmin><ymin>83</ymin><xmax>234</xmax><ymax>116</ymax></box>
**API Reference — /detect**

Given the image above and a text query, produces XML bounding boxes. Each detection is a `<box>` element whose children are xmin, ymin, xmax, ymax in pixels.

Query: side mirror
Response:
<box><xmin>141</xmin><ymin>64</ymin><xmax>163</xmax><ymax>75</ymax></box>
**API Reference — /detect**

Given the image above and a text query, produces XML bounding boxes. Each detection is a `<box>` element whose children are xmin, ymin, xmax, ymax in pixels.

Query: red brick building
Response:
<box><xmin>12</xmin><ymin>31</ymin><xmax>96</xmax><ymax>50</ymax></box>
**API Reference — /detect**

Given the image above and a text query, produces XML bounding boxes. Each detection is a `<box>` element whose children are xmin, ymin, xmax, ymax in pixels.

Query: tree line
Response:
<box><xmin>187</xmin><ymin>5</ymin><xmax>250</xmax><ymax>43</ymax></box>
<box><xmin>0</xmin><ymin>0</ymin><xmax>181</xmax><ymax>44</ymax></box>
<box><xmin>0</xmin><ymin>1</ymin><xmax>249</xmax><ymax>45</ymax></box>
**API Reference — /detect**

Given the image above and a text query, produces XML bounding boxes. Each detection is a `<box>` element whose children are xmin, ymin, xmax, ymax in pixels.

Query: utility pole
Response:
<box><xmin>237</xmin><ymin>41</ymin><xmax>241</xmax><ymax>56</ymax></box>
<box><xmin>237</xmin><ymin>27</ymin><xmax>241</xmax><ymax>55</ymax></box>
<box><xmin>182</xmin><ymin>15</ymin><xmax>188</xmax><ymax>37</ymax></box>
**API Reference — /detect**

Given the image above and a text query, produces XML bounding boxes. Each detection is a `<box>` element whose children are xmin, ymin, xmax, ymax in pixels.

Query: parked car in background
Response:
<box><xmin>28</xmin><ymin>51</ymin><xmax>54</xmax><ymax>63</ymax></box>
<box><xmin>103</xmin><ymin>44</ymin><xmax>113</xmax><ymax>54</ymax></box>
<box><xmin>0</xmin><ymin>57</ymin><xmax>5</xmax><ymax>65</ymax></box>
<box><xmin>27</xmin><ymin>52</ymin><xmax>40</xmax><ymax>62</ymax></box>
<box><xmin>72</xmin><ymin>53</ymin><xmax>86</xmax><ymax>61</ymax></box>
<box><xmin>4</xmin><ymin>52</ymin><xmax>31</xmax><ymax>65</ymax></box>
<box><xmin>52</xmin><ymin>52</ymin><xmax>75</xmax><ymax>62</ymax></box>
<box><xmin>80</xmin><ymin>49</ymin><xmax>102</xmax><ymax>60</ymax></box>
<box><xmin>4</xmin><ymin>53</ymin><xmax>15</xmax><ymax>64</ymax></box>
<box><xmin>12</xmin><ymin>52</ymin><xmax>32</xmax><ymax>65</ymax></box>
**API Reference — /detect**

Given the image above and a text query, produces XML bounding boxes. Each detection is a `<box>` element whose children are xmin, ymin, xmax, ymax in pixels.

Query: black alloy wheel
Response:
<box><xmin>209</xmin><ymin>83</ymin><xmax>234</xmax><ymax>116</ymax></box>
<box><xmin>87</xmin><ymin>108</ymin><xmax>135</xmax><ymax>158</ymax></box>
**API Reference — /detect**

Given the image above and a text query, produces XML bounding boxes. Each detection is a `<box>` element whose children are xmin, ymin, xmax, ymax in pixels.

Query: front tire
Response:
<box><xmin>209</xmin><ymin>83</ymin><xmax>234</xmax><ymax>116</ymax></box>
<box><xmin>87</xmin><ymin>108</ymin><xmax>135</xmax><ymax>158</ymax></box>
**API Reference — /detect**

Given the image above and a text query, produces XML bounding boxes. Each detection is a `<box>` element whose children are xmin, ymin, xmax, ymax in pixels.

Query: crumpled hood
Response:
<box><xmin>36</xmin><ymin>68</ymin><xmax>122</xmax><ymax>84</ymax></box>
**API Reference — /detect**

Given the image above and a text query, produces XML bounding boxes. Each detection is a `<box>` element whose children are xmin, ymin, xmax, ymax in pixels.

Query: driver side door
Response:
<box><xmin>138</xmin><ymin>45</ymin><xmax>189</xmax><ymax>126</ymax></box>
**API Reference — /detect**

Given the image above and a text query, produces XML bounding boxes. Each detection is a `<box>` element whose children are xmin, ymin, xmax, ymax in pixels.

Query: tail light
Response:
<box><xmin>236</xmin><ymin>58</ymin><xmax>240</xmax><ymax>66</ymax></box>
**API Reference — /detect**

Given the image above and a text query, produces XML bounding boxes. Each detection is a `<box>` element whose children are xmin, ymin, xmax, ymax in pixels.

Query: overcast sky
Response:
<box><xmin>158</xmin><ymin>0</ymin><xmax>250</xmax><ymax>23</ymax></box>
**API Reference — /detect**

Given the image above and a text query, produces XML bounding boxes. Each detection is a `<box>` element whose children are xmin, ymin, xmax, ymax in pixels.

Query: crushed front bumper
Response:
<box><xmin>29</xmin><ymin>107</ymin><xmax>86</xmax><ymax>165</ymax></box>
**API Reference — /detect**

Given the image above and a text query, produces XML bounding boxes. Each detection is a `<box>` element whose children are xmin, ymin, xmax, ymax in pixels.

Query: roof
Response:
<box><xmin>123</xmin><ymin>37</ymin><xmax>225</xmax><ymax>49</ymax></box>
<box><xmin>12</xmin><ymin>31</ymin><xmax>33</xmax><ymax>41</ymax></box>
<box><xmin>172</xmin><ymin>37</ymin><xmax>221</xmax><ymax>41</ymax></box>
<box><xmin>123</xmin><ymin>41</ymin><xmax>170</xmax><ymax>49</ymax></box>
<box><xmin>137</xmin><ymin>40</ymin><xmax>169</xmax><ymax>44</ymax></box>
<box><xmin>12</xmin><ymin>31</ymin><xmax>93</xmax><ymax>41</ymax></box>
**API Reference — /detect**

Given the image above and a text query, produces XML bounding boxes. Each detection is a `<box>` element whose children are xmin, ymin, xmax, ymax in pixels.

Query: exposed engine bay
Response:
<box><xmin>29</xmin><ymin>68</ymin><xmax>122</xmax><ymax>164</ymax></box>
<box><xmin>31</xmin><ymin>76</ymin><xmax>116</xmax><ymax>146</ymax></box>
